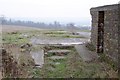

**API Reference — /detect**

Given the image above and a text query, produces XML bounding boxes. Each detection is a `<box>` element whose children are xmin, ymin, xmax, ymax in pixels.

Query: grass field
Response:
<box><xmin>1</xmin><ymin>25</ymin><xmax>118</xmax><ymax>78</ymax></box>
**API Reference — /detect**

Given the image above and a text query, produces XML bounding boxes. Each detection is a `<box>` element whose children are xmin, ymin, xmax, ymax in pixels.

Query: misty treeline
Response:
<box><xmin>1</xmin><ymin>18</ymin><xmax>64</xmax><ymax>29</ymax></box>
<box><xmin>0</xmin><ymin>16</ymin><xmax>90</xmax><ymax>30</ymax></box>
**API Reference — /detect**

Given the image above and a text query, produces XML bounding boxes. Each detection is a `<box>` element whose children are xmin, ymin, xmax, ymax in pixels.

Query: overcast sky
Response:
<box><xmin>0</xmin><ymin>0</ymin><xmax>119</xmax><ymax>25</ymax></box>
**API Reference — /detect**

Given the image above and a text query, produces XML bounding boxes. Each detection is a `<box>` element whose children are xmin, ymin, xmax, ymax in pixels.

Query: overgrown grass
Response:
<box><xmin>85</xmin><ymin>42</ymin><xmax>96</xmax><ymax>51</ymax></box>
<box><xmin>98</xmin><ymin>53</ymin><xmax>118</xmax><ymax>71</ymax></box>
<box><xmin>47</xmin><ymin>45</ymin><xmax>74</xmax><ymax>50</ymax></box>
<box><xmin>30</xmin><ymin>46</ymin><xmax>118</xmax><ymax>78</ymax></box>
<box><xmin>46</xmin><ymin>34</ymin><xmax>85</xmax><ymax>38</ymax></box>
<box><xmin>2</xmin><ymin>32</ymin><xmax>29</xmax><ymax>44</ymax></box>
<box><xmin>43</xmin><ymin>30</ymin><xmax>85</xmax><ymax>38</ymax></box>
<box><xmin>44</xmin><ymin>31</ymin><xmax>66</xmax><ymax>35</ymax></box>
<box><xmin>2</xmin><ymin>29</ymin><xmax>117</xmax><ymax>78</ymax></box>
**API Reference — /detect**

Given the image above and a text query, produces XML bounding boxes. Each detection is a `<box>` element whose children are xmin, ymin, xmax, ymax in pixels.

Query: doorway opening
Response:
<box><xmin>97</xmin><ymin>11</ymin><xmax>104</xmax><ymax>53</ymax></box>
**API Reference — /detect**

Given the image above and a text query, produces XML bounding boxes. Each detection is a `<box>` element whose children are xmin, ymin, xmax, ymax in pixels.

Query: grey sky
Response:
<box><xmin>0</xmin><ymin>0</ymin><xmax>119</xmax><ymax>25</ymax></box>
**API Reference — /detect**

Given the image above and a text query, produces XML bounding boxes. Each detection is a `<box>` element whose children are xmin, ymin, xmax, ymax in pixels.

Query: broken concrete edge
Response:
<box><xmin>47</xmin><ymin>50</ymin><xmax>71</xmax><ymax>53</ymax></box>
<box><xmin>33</xmin><ymin>40</ymin><xmax>85</xmax><ymax>46</ymax></box>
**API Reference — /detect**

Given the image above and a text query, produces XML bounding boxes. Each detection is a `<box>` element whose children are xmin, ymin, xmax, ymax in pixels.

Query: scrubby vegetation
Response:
<box><xmin>85</xmin><ymin>42</ymin><xmax>96</xmax><ymax>51</ymax></box>
<box><xmin>29</xmin><ymin>45</ymin><xmax>118</xmax><ymax>78</ymax></box>
<box><xmin>1</xmin><ymin>28</ymin><xmax>118</xmax><ymax>78</ymax></box>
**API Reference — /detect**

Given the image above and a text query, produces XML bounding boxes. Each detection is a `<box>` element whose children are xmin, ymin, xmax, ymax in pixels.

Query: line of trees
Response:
<box><xmin>0</xmin><ymin>16</ymin><xmax>91</xmax><ymax>30</ymax></box>
<box><xmin>0</xmin><ymin>17</ymin><xmax>65</xmax><ymax>29</ymax></box>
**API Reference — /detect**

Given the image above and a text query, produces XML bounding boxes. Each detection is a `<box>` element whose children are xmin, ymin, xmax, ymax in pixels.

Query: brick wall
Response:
<box><xmin>90</xmin><ymin>4</ymin><xmax>119</xmax><ymax>63</ymax></box>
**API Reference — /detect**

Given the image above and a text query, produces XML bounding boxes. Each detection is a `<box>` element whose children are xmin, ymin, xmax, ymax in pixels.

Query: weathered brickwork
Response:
<box><xmin>90</xmin><ymin>4</ymin><xmax>119</xmax><ymax>62</ymax></box>
<box><xmin>90</xmin><ymin>11</ymin><xmax>98</xmax><ymax>49</ymax></box>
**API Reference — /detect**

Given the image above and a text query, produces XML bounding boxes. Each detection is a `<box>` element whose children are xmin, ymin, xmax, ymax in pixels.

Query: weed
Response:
<box><xmin>2</xmin><ymin>32</ymin><xmax>29</xmax><ymax>44</ymax></box>
<box><xmin>85</xmin><ymin>42</ymin><xmax>96</xmax><ymax>51</ymax></box>
<box><xmin>98</xmin><ymin>53</ymin><xmax>118</xmax><ymax>71</ymax></box>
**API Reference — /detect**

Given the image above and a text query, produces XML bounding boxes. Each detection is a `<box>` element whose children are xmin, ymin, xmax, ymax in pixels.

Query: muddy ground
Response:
<box><xmin>0</xmin><ymin>25</ymin><xmax>118</xmax><ymax>78</ymax></box>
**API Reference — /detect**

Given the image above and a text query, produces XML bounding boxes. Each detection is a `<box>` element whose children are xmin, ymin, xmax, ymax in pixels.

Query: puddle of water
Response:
<box><xmin>61</xmin><ymin>42</ymin><xmax>83</xmax><ymax>45</ymax></box>
<box><xmin>30</xmin><ymin>37</ymin><xmax>86</xmax><ymax>45</ymax></box>
<box><xmin>30</xmin><ymin>49</ymin><xmax>44</xmax><ymax>68</ymax></box>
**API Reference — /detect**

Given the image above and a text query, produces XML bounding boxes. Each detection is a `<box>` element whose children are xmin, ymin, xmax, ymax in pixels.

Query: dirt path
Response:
<box><xmin>75</xmin><ymin>44</ymin><xmax>98</xmax><ymax>62</ymax></box>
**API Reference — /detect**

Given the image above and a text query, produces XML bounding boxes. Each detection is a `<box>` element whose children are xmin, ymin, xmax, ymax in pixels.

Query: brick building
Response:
<box><xmin>90</xmin><ymin>4</ymin><xmax>119</xmax><ymax>63</ymax></box>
